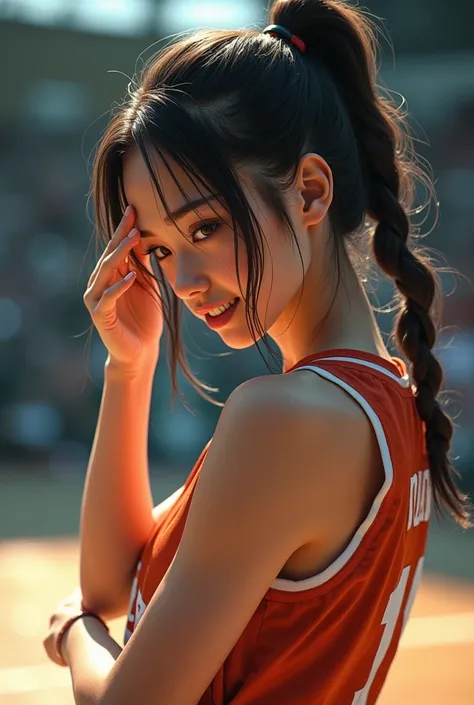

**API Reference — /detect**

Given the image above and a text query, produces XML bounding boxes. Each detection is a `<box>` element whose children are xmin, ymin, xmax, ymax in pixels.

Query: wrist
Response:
<box><xmin>57</xmin><ymin>612</ymin><xmax>109</xmax><ymax>667</ymax></box>
<box><xmin>105</xmin><ymin>354</ymin><xmax>157</xmax><ymax>382</ymax></box>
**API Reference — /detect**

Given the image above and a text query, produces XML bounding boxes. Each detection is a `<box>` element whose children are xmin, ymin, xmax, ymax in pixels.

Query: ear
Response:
<box><xmin>295</xmin><ymin>153</ymin><xmax>333</xmax><ymax>227</ymax></box>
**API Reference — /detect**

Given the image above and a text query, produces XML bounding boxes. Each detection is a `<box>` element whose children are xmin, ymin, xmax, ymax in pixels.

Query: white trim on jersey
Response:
<box><xmin>271</xmin><ymin>361</ymin><xmax>395</xmax><ymax>592</ymax></box>
<box><xmin>318</xmin><ymin>356</ymin><xmax>411</xmax><ymax>388</ymax></box>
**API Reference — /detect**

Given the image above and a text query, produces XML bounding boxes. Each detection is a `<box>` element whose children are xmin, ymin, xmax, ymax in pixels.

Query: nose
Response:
<box><xmin>172</xmin><ymin>252</ymin><xmax>211</xmax><ymax>301</ymax></box>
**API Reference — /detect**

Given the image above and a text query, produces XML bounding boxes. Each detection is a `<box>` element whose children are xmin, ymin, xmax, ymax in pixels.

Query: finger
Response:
<box><xmin>88</xmin><ymin>206</ymin><xmax>135</xmax><ymax>286</ymax></box>
<box><xmin>87</xmin><ymin>206</ymin><xmax>136</xmax><ymax>286</ymax></box>
<box><xmin>101</xmin><ymin>228</ymin><xmax>140</xmax><ymax>281</ymax></box>
<box><xmin>84</xmin><ymin>231</ymin><xmax>140</xmax><ymax>310</ymax></box>
<box><xmin>93</xmin><ymin>270</ymin><xmax>136</xmax><ymax>317</ymax></box>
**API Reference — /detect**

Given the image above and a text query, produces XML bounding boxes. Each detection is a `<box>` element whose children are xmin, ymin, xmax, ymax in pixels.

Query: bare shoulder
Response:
<box><xmin>222</xmin><ymin>368</ymin><xmax>372</xmax><ymax>442</ymax></box>
<box><xmin>201</xmin><ymin>369</ymin><xmax>378</xmax><ymax>540</ymax></box>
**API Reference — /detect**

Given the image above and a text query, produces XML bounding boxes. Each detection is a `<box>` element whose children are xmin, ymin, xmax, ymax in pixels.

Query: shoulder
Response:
<box><xmin>219</xmin><ymin>368</ymin><xmax>372</xmax><ymax>448</ymax></box>
<box><xmin>199</xmin><ymin>370</ymin><xmax>376</xmax><ymax>539</ymax></box>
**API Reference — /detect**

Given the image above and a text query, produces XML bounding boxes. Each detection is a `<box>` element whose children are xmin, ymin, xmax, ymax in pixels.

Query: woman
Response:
<box><xmin>43</xmin><ymin>0</ymin><xmax>470</xmax><ymax>703</ymax></box>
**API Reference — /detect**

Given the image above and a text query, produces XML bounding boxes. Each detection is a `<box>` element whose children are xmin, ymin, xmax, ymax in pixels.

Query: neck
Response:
<box><xmin>269</xmin><ymin>254</ymin><xmax>389</xmax><ymax>372</ymax></box>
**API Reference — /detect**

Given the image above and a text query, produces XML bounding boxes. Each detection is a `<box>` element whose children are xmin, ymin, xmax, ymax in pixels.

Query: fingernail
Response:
<box><xmin>128</xmin><ymin>228</ymin><xmax>139</xmax><ymax>239</ymax></box>
<box><xmin>125</xmin><ymin>205</ymin><xmax>131</xmax><ymax>217</ymax></box>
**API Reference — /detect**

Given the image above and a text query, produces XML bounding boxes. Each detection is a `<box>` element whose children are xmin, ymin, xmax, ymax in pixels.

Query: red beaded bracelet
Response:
<box><xmin>55</xmin><ymin>611</ymin><xmax>109</xmax><ymax>667</ymax></box>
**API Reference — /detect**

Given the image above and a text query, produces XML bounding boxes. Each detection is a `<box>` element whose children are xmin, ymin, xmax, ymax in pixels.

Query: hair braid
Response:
<box><xmin>370</xmin><ymin>185</ymin><xmax>468</xmax><ymax>524</ymax></box>
<box><xmin>348</xmin><ymin>62</ymin><xmax>470</xmax><ymax>526</ymax></box>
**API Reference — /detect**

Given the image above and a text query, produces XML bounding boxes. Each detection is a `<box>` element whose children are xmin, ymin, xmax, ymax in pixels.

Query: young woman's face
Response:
<box><xmin>123</xmin><ymin>148</ymin><xmax>314</xmax><ymax>349</ymax></box>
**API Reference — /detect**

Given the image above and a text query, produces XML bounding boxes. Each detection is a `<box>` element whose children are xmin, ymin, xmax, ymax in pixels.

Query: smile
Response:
<box><xmin>204</xmin><ymin>298</ymin><xmax>239</xmax><ymax>330</ymax></box>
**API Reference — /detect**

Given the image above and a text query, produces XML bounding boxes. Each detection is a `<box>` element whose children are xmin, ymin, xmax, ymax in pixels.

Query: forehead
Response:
<box><xmin>123</xmin><ymin>147</ymin><xmax>211</xmax><ymax>218</ymax></box>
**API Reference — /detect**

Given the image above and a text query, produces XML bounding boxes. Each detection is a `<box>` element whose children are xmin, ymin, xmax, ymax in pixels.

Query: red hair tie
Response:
<box><xmin>262</xmin><ymin>24</ymin><xmax>307</xmax><ymax>54</ymax></box>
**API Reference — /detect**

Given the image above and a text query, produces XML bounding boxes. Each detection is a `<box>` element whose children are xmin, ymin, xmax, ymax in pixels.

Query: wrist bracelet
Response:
<box><xmin>55</xmin><ymin>611</ymin><xmax>109</xmax><ymax>667</ymax></box>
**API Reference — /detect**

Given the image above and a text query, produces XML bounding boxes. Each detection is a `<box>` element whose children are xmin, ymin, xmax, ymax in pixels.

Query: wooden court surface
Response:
<box><xmin>0</xmin><ymin>538</ymin><xmax>473</xmax><ymax>705</ymax></box>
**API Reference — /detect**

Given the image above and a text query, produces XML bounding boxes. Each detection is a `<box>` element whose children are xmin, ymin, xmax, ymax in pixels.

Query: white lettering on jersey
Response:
<box><xmin>124</xmin><ymin>586</ymin><xmax>148</xmax><ymax>644</ymax></box>
<box><xmin>124</xmin><ymin>560</ymin><xmax>149</xmax><ymax>645</ymax></box>
<box><xmin>407</xmin><ymin>469</ymin><xmax>431</xmax><ymax>530</ymax></box>
<box><xmin>135</xmin><ymin>589</ymin><xmax>147</xmax><ymax>627</ymax></box>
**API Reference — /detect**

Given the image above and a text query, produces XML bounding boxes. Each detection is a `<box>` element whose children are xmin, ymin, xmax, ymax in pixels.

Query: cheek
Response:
<box><xmin>215</xmin><ymin>238</ymin><xmax>249</xmax><ymax>292</ymax></box>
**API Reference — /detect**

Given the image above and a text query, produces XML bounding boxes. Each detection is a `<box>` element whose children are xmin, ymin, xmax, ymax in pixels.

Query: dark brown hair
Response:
<box><xmin>90</xmin><ymin>0</ymin><xmax>470</xmax><ymax>525</ymax></box>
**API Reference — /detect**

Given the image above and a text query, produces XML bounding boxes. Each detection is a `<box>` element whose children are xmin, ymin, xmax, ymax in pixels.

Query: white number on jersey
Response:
<box><xmin>352</xmin><ymin>557</ymin><xmax>424</xmax><ymax>704</ymax></box>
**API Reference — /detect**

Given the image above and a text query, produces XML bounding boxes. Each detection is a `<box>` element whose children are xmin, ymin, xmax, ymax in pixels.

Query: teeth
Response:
<box><xmin>208</xmin><ymin>298</ymin><xmax>236</xmax><ymax>317</ymax></box>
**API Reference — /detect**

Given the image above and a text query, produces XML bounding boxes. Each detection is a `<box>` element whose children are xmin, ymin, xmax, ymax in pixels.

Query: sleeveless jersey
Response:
<box><xmin>124</xmin><ymin>349</ymin><xmax>431</xmax><ymax>704</ymax></box>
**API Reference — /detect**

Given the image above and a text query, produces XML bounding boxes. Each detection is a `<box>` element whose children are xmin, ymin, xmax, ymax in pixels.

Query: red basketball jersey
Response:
<box><xmin>124</xmin><ymin>349</ymin><xmax>431</xmax><ymax>704</ymax></box>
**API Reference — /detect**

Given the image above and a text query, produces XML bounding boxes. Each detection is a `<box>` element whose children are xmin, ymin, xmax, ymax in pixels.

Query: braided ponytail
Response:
<box><xmin>370</xmin><ymin>181</ymin><xmax>468</xmax><ymax>525</ymax></box>
<box><xmin>272</xmin><ymin>0</ymin><xmax>470</xmax><ymax>526</ymax></box>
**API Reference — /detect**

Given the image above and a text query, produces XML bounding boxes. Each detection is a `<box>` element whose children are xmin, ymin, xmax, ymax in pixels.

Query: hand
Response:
<box><xmin>83</xmin><ymin>206</ymin><xmax>163</xmax><ymax>372</ymax></box>
<box><xmin>43</xmin><ymin>587</ymin><xmax>89</xmax><ymax>666</ymax></box>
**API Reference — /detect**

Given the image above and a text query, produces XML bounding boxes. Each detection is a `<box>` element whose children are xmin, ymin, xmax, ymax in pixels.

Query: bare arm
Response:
<box><xmin>79</xmin><ymin>358</ymin><xmax>156</xmax><ymax>620</ymax></box>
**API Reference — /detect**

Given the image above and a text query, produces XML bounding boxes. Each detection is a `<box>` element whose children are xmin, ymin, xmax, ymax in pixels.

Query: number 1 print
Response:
<box><xmin>352</xmin><ymin>557</ymin><xmax>424</xmax><ymax>704</ymax></box>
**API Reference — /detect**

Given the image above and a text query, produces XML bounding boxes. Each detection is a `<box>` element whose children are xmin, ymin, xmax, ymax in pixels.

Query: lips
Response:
<box><xmin>195</xmin><ymin>297</ymin><xmax>238</xmax><ymax>316</ymax></box>
<box><xmin>204</xmin><ymin>298</ymin><xmax>240</xmax><ymax>330</ymax></box>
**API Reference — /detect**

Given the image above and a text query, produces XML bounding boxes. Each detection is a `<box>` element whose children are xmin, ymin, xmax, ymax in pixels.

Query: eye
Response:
<box><xmin>144</xmin><ymin>244</ymin><xmax>171</xmax><ymax>261</ymax></box>
<box><xmin>190</xmin><ymin>220</ymin><xmax>220</xmax><ymax>242</ymax></box>
<box><xmin>145</xmin><ymin>220</ymin><xmax>221</xmax><ymax>261</ymax></box>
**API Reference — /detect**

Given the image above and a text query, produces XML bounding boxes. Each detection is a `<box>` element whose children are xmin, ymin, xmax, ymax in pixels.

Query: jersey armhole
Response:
<box><xmin>268</xmin><ymin>363</ymin><xmax>395</xmax><ymax>599</ymax></box>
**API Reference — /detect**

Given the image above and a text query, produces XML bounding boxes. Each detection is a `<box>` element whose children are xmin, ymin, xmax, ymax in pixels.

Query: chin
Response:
<box><xmin>209</xmin><ymin>305</ymin><xmax>282</xmax><ymax>349</ymax></box>
<box><xmin>214</xmin><ymin>330</ymin><xmax>257</xmax><ymax>350</ymax></box>
<box><xmin>215</xmin><ymin>319</ymin><xmax>277</xmax><ymax>350</ymax></box>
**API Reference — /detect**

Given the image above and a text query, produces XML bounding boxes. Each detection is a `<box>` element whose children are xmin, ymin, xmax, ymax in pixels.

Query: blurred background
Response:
<box><xmin>0</xmin><ymin>0</ymin><xmax>473</xmax><ymax>703</ymax></box>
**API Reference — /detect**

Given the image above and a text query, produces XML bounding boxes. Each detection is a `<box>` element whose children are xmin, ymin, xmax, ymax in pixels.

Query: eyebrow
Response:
<box><xmin>139</xmin><ymin>195</ymin><xmax>219</xmax><ymax>238</ymax></box>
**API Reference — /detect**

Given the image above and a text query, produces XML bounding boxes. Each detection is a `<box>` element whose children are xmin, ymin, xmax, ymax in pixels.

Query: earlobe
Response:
<box><xmin>296</xmin><ymin>153</ymin><xmax>333</xmax><ymax>227</ymax></box>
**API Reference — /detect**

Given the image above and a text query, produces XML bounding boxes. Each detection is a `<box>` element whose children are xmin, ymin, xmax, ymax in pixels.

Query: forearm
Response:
<box><xmin>62</xmin><ymin>617</ymin><xmax>121</xmax><ymax>705</ymax></box>
<box><xmin>80</xmin><ymin>358</ymin><xmax>156</xmax><ymax>617</ymax></box>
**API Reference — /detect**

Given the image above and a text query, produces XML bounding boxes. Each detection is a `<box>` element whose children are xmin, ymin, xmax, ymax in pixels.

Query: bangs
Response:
<box><xmin>126</xmin><ymin>97</ymin><xmax>272</xmax><ymax>308</ymax></box>
<box><xmin>130</xmin><ymin>96</ymin><xmax>243</xmax><ymax>236</ymax></box>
